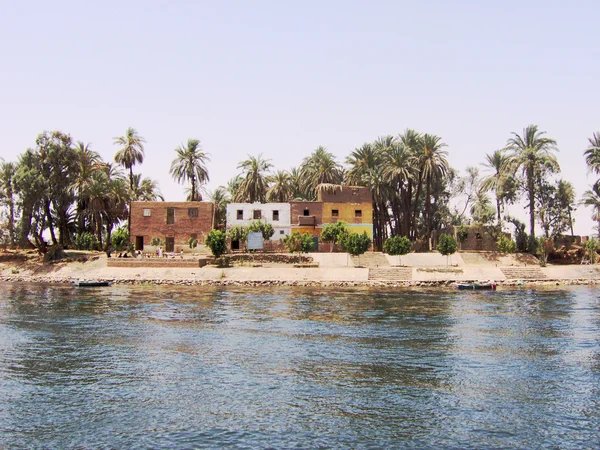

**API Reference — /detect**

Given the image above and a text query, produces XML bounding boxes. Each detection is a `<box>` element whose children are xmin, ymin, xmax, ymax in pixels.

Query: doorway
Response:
<box><xmin>165</xmin><ymin>237</ymin><xmax>175</xmax><ymax>252</ymax></box>
<box><xmin>135</xmin><ymin>236</ymin><xmax>144</xmax><ymax>250</ymax></box>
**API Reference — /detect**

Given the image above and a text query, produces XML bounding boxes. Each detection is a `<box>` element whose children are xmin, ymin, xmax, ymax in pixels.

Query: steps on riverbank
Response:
<box><xmin>351</xmin><ymin>252</ymin><xmax>389</xmax><ymax>268</ymax></box>
<box><xmin>501</xmin><ymin>267</ymin><xmax>547</xmax><ymax>280</ymax></box>
<box><xmin>368</xmin><ymin>267</ymin><xmax>413</xmax><ymax>281</ymax></box>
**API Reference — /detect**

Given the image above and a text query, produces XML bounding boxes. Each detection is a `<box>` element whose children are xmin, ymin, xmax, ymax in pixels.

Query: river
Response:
<box><xmin>0</xmin><ymin>283</ymin><xmax>599</xmax><ymax>449</ymax></box>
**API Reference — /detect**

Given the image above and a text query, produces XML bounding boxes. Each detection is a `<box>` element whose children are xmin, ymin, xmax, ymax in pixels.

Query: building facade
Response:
<box><xmin>226</xmin><ymin>203</ymin><xmax>291</xmax><ymax>249</ymax></box>
<box><xmin>130</xmin><ymin>201</ymin><xmax>214</xmax><ymax>252</ymax></box>
<box><xmin>318</xmin><ymin>185</ymin><xmax>373</xmax><ymax>238</ymax></box>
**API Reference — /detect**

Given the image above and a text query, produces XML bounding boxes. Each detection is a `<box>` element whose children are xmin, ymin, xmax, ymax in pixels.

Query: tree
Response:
<box><xmin>266</xmin><ymin>170</ymin><xmax>293</xmax><ymax>202</ymax></box>
<box><xmin>114</xmin><ymin>127</ymin><xmax>146</xmax><ymax>190</ymax></box>
<box><xmin>283</xmin><ymin>232</ymin><xmax>314</xmax><ymax>255</ymax></box>
<box><xmin>209</xmin><ymin>187</ymin><xmax>229</xmax><ymax>230</ymax></box>
<box><xmin>246</xmin><ymin>220</ymin><xmax>275</xmax><ymax>240</ymax></box>
<box><xmin>437</xmin><ymin>233</ymin><xmax>457</xmax><ymax>266</ymax></box>
<box><xmin>321</xmin><ymin>221</ymin><xmax>349</xmax><ymax>251</ymax></box>
<box><xmin>496</xmin><ymin>234</ymin><xmax>517</xmax><ymax>253</ymax></box>
<box><xmin>227</xmin><ymin>225</ymin><xmax>248</xmax><ymax>247</ymax></box>
<box><xmin>456</xmin><ymin>225</ymin><xmax>468</xmax><ymax>249</ymax></box>
<box><xmin>169</xmin><ymin>139</ymin><xmax>210</xmax><ymax>201</ymax></box>
<box><xmin>583</xmin><ymin>132</ymin><xmax>600</xmax><ymax>175</ymax></box>
<box><xmin>235</xmin><ymin>154</ymin><xmax>272</xmax><ymax>203</ymax></box>
<box><xmin>300</xmin><ymin>146</ymin><xmax>343</xmax><ymax>198</ymax></box>
<box><xmin>556</xmin><ymin>180</ymin><xmax>576</xmax><ymax>236</ymax></box>
<box><xmin>580</xmin><ymin>181</ymin><xmax>600</xmax><ymax>234</ymax></box>
<box><xmin>341</xmin><ymin>232</ymin><xmax>372</xmax><ymax>265</ymax></box>
<box><xmin>505</xmin><ymin>125</ymin><xmax>559</xmax><ymax>240</ymax></box>
<box><xmin>419</xmin><ymin>134</ymin><xmax>449</xmax><ymax>240</ymax></box>
<box><xmin>481</xmin><ymin>150</ymin><xmax>516</xmax><ymax>226</ymax></box>
<box><xmin>585</xmin><ymin>237</ymin><xmax>599</xmax><ymax>263</ymax></box>
<box><xmin>111</xmin><ymin>226</ymin><xmax>130</xmax><ymax>251</ymax></box>
<box><xmin>206</xmin><ymin>229</ymin><xmax>227</xmax><ymax>258</ymax></box>
<box><xmin>470</xmin><ymin>190</ymin><xmax>496</xmax><ymax>226</ymax></box>
<box><xmin>0</xmin><ymin>160</ymin><xmax>17</xmax><ymax>245</ymax></box>
<box><xmin>131</xmin><ymin>173</ymin><xmax>164</xmax><ymax>201</ymax></box>
<box><xmin>383</xmin><ymin>235</ymin><xmax>412</xmax><ymax>265</ymax></box>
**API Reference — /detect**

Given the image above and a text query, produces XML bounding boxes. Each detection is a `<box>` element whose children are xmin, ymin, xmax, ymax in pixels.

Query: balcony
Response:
<box><xmin>297</xmin><ymin>215</ymin><xmax>316</xmax><ymax>227</ymax></box>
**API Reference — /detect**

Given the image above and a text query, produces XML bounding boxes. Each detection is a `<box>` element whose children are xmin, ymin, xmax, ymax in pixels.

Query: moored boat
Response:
<box><xmin>456</xmin><ymin>281</ymin><xmax>497</xmax><ymax>291</ymax></box>
<box><xmin>72</xmin><ymin>280</ymin><xmax>112</xmax><ymax>287</ymax></box>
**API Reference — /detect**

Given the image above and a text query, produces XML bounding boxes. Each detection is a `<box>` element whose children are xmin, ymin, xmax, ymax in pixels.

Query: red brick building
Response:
<box><xmin>130</xmin><ymin>201</ymin><xmax>214</xmax><ymax>252</ymax></box>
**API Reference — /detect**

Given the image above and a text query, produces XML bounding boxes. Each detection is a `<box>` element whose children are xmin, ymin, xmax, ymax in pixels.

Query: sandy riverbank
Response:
<box><xmin>1</xmin><ymin>250</ymin><xmax>599</xmax><ymax>288</ymax></box>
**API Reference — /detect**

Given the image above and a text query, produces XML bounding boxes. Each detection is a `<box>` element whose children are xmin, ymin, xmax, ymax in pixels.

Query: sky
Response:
<box><xmin>1</xmin><ymin>0</ymin><xmax>599</xmax><ymax>235</ymax></box>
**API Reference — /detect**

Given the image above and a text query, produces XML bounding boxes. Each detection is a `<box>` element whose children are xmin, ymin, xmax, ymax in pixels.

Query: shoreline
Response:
<box><xmin>1</xmin><ymin>273</ymin><xmax>599</xmax><ymax>288</ymax></box>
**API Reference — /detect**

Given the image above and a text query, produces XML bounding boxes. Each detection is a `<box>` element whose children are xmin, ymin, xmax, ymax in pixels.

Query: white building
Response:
<box><xmin>226</xmin><ymin>203</ymin><xmax>291</xmax><ymax>241</ymax></box>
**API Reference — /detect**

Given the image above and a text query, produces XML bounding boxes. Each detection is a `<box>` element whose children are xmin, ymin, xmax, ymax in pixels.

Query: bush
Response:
<box><xmin>283</xmin><ymin>232</ymin><xmax>314</xmax><ymax>255</ymax></box>
<box><xmin>43</xmin><ymin>245</ymin><xmax>67</xmax><ymax>262</ymax></box>
<box><xmin>246</xmin><ymin>221</ymin><xmax>275</xmax><ymax>241</ymax></box>
<box><xmin>456</xmin><ymin>225</ymin><xmax>468</xmax><ymax>247</ymax></box>
<box><xmin>496</xmin><ymin>234</ymin><xmax>517</xmax><ymax>253</ymax></box>
<box><xmin>188</xmin><ymin>237</ymin><xmax>198</xmax><ymax>249</ymax></box>
<box><xmin>111</xmin><ymin>227</ymin><xmax>129</xmax><ymax>251</ymax></box>
<box><xmin>205</xmin><ymin>229</ymin><xmax>227</xmax><ymax>258</ymax></box>
<box><xmin>150</xmin><ymin>237</ymin><xmax>162</xmax><ymax>247</ymax></box>
<box><xmin>341</xmin><ymin>232</ymin><xmax>371</xmax><ymax>257</ymax></box>
<box><xmin>321</xmin><ymin>221</ymin><xmax>349</xmax><ymax>249</ymax></box>
<box><xmin>437</xmin><ymin>234</ymin><xmax>457</xmax><ymax>266</ymax></box>
<box><xmin>585</xmin><ymin>237</ymin><xmax>599</xmax><ymax>263</ymax></box>
<box><xmin>74</xmin><ymin>232</ymin><xmax>98</xmax><ymax>251</ymax></box>
<box><xmin>383</xmin><ymin>236</ymin><xmax>412</xmax><ymax>256</ymax></box>
<box><xmin>527</xmin><ymin>234</ymin><xmax>539</xmax><ymax>255</ymax></box>
<box><xmin>227</xmin><ymin>225</ymin><xmax>248</xmax><ymax>244</ymax></box>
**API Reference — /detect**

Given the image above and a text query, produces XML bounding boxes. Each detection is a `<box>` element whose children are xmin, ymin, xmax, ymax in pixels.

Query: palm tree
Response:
<box><xmin>481</xmin><ymin>149</ymin><xmax>514</xmax><ymax>226</ymax></box>
<box><xmin>584</xmin><ymin>132</ymin><xmax>600</xmax><ymax>175</ymax></box>
<box><xmin>266</xmin><ymin>170</ymin><xmax>293</xmax><ymax>202</ymax></box>
<box><xmin>131</xmin><ymin>173</ymin><xmax>164</xmax><ymax>201</ymax></box>
<box><xmin>505</xmin><ymin>125</ymin><xmax>559</xmax><ymax>239</ymax></box>
<box><xmin>556</xmin><ymin>180</ymin><xmax>576</xmax><ymax>236</ymax></box>
<box><xmin>235</xmin><ymin>154</ymin><xmax>273</xmax><ymax>203</ymax></box>
<box><xmin>345</xmin><ymin>143</ymin><xmax>381</xmax><ymax>186</ymax></box>
<box><xmin>581</xmin><ymin>181</ymin><xmax>600</xmax><ymax>235</ymax></box>
<box><xmin>420</xmin><ymin>134</ymin><xmax>449</xmax><ymax>240</ymax></box>
<box><xmin>300</xmin><ymin>146</ymin><xmax>343</xmax><ymax>198</ymax></box>
<box><xmin>114</xmin><ymin>127</ymin><xmax>146</xmax><ymax>190</ymax></box>
<box><xmin>169</xmin><ymin>139</ymin><xmax>210</xmax><ymax>201</ymax></box>
<box><xmin>382</xmin><ymin>141</ymin><xmax>412</xmax><ymax>235</ymax></box>
<box><xmin>209</xmin><ymin>187</ymin><xmax>229</xmax><ymax>230</ymax></box>
<box><xmin>72</xmin><ymin>141</ymin><xmax>102</xmax><ymax>234</ymax></box>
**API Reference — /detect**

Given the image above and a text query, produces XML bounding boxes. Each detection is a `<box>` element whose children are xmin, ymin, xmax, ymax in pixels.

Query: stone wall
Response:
<box><xmin>433</xmin><ymin>226</ymin><xmax>510</xmax><ymax>252</ymax></box>
<box><xmin>107</xmin><ymin>258</ymin><xmax>207</xmax><ymax>268</ymax></box>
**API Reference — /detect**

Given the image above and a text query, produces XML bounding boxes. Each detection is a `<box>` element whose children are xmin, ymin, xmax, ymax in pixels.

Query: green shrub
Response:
<box><xmin>456</xmin><ymin>225</ymin><xmax>468</xmax><ymax>247</ymax></box>
<box><xmin>206</xmin><ymin>229</ymin><xmax>227</xmax><ymax>258</ymax></box>
<box><xmin>341</xmin><ymin>232</ymin><xmax>371</xmax><ymax>257</ymax></box>
<box><xmin>437</xmin><ymin>234</ymin><xmax>457</xmax><ymax>266</ymax></box>
<box><xmin>246</xmin><ymin>220</ymin><xmax>275</xmax><ymax>241</ymax></box>
<box><xmin>188</xmin><ymin>237</ymin><xmax>198</xmax><ymax>249</ymax></box>
<box><xmin>283</xmin><ymin>232</ymin><xmax>314</xmax><ymax>255</ymax></box>
<box><xmin>227</xmin><ymin>225</ymin><xmax>248</xmax><ymax>244</ymax></box>
<box><xmin>43</xmin><ymin>245</ymin><xmax>67</xmax><ymax>262</ymax></box>
<box><xmin>496</xmin><ymin>234</ymin><xmax>517</xmax><ymax>253</ymax></box>
<box><xmin>321</xmin><ymin>221</ymin><xmax>349</xmax><ymax>249</ymax></box>
<box><xmin>74</xmin><ymin>232</ymin><xmax>98</xmax><ymax>251</ymax></box>
<box><xmin>111</xmin><ymin>226</ymin><xmax>129</xmax><ymax>251</ymax></box>
<box><xmin>150</xmin><ymin>237</ymin><xmax>162</xmax><ymax>247</ymax></box>
<box><xmin>383</xmin><ymin>235</ymin><xmax>412</xmax><ymax>265</ymax></box>
<box><xmin>585</xmin><ymin>237</ymin><xmax>599</xmax><ymax>263</ymax></box>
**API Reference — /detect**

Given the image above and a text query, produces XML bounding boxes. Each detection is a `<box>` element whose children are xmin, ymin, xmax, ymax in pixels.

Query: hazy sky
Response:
<box><xmin>1</xmin><ymin>1</ymin><xmax>599</xmax><ymax>235</ymax></box>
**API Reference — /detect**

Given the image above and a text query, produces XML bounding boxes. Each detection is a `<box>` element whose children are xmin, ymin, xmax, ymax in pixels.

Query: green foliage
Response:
<box><xmin>437</xmin><ymin>234</ymin><xmax>457</xmax><ymax>256</ymax></box>
<box><xmin>246</xmin><ymin>220</ymin><xmax>275</xmax><ymax>241</ymax></box>
<box><xmin>188</xmin><ymin>237</ymin><xmax>198</xmax><ymax>249</ymax></box>
<box><xmin>283</xmin><ymin>232</ymin><xmax>315</xmax><ymax>254</ymax></box>
<box><xmin>321</xmin><ymin>221</ymin><xmax>349</xmax><ymax>246</ymax></box>
<box><xmin>507</xmin><ymin>217</ymin><xmax>528</xmax><ymax>252</ymax></box>
<box><xmin>456</xmin><ymin>225</ymin><xmax>468</xmax><ymax>243</ymax></box>
<box><xmin>527</xmin><ymin>234</ymin><xmax>539</xmax><ymax>255</ymax></box>
<box><xmin>111</xmin><ymin>226</ymin><xmax>129</xmax><ymax>251</ymax></box>
<box><xmin>585</xmin><ymin>238</ymin><xmax>599</xmax><ymax>263</ymax></box>
<box><xmin>74</xmin><ymin>232</ymin><xmax>99</xmax><ymax>251</ymax></box>
<box><xmin>383</xmin><ymin>235</ymin><xmax>412</xmax><ymax>256</ymax></box>
<box><xmin>496</xmin><ymin>234</ymin><xmax>517</xmax><ymax>253</ymax></box>
<box><xmin>341</xmin><ymin>232</ymin><xmax>371</xmax><ymax>257</ymax></box>
<box><xmin>227</xmin><ymin>225</ymin><xmax>247</xmax><ymax>243</ymax></box>
<box><xmin>150</xmin><ymin>237</ymin><xmax>162</xmax><ymax>247</ymax></box>
<box><xmin>205</xmin><ymin>229</ymin><xmax>227</xmax><ymax>258</ymax></box>
<box><xmin>536</xmin><ymin>236</ymin><xmax>553</xmax><ymax>267</ymax></box>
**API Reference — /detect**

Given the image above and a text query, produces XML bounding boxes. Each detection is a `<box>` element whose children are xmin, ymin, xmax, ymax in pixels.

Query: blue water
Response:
<box><xmin>1</xmin><ymin>283</ymin><xmax>599</xmax><ymax>449</ymax></box>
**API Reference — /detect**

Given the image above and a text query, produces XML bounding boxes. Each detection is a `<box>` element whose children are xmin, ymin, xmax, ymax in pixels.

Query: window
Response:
<box><xmin>167</xmin><ymin>207</ymin><xmax>175</xmax><ymax>224</ymax></box>
<box><xmin>352</xmin><ymin>188</ymin><xmax>359</xmax><ymax>195</ymax></box>
<box><xmin>272</xmin><ymin>210</ymin><xmax>279</xmax><ymax>221</ymax></box>
<box><xmin>253</xmin><ymin>210</ymin><xmax>262</xmax><ymax>220</ymax></box>
<box><xmin>355</xmin><ymin>210</ymin><xmax>362</xmax><ymax>218</ymax></box>
<box><xmin>280</xmin><ymin>230</ymin><xmax>285</xmax><ymax>235</ymax></box>
<box><xmin>190</xmin><ymin>233</ymin><xmax>197</xmax><ymax>240</ymax></box>
<box><xmin>188</xmin><ymin>208</ymin><xmax>198</xmax><ymax>217</ymax></box>
<box><xmin>143</xmin><ymin>209</ymin><xmax>151</xmax><ymax>217</ymax></box>
<box><xmin>303</xmin><ymin>209</ymin><xmax>310</xmax><ymax>216</ymax></box>
<box><xmin>332</xmin><ymin>209</ymin><xmax>339</xmax><ymax>217</ymax></box>
<box><xmin>237</xmin><ymin>210</ymin><xmax>243</xmax><ymax>220</ymax></box>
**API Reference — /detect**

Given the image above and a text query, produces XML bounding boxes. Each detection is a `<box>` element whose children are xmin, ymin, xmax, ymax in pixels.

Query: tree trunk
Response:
<box><xmin>528</xmin><ymin>169</ymin><xmax>535</xmax><ymax>238</ymax></box>
<box><xmin>496</xmin><ymin>195</ymin><xmax>501</xmax><ymax>226</ymax></box>
<box><xmin>45</xmin><ymin>201</ymin><xmax>58</xmax><ymax>246</ymax></box>
<box><xmin>412</xmin><ymin>172</ymin><xmax>423</xmax><ymax>239</ymax></box>
<box><xmin>426</xmin><ymin>174</ymin><xmax>432</xmax><ymax>241</ymax></box>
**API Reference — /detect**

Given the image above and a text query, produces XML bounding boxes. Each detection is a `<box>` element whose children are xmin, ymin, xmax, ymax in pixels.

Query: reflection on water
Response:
<box><xmin>0</xmin><ymin>284</ymin><xmax>599</xmax><ymax>448</ymax></box>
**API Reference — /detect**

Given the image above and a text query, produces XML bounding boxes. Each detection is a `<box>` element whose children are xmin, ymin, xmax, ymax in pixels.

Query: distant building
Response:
<box><xmin>226</xmin><ymin>203</ymin><xmax>291</xmax><ymax>250</ymax></box>
<box><xmin>130</xmin><ymin>201</ymin><xmax>214</xmax><ymax>252</ymax></box>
